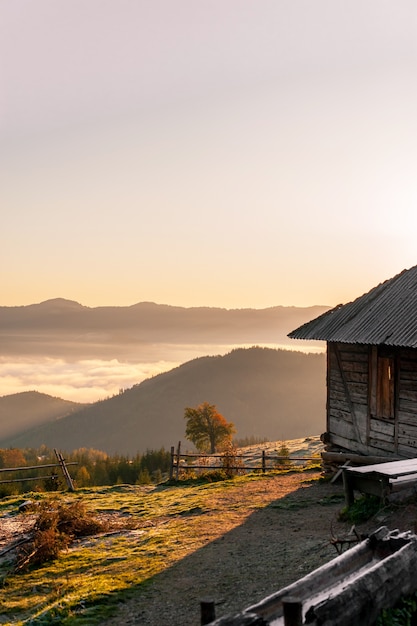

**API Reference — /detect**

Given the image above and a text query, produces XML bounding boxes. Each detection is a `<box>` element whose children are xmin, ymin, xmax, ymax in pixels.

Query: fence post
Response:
<box><xmin>175</xmin><ymin>441</ymin><xmax>181</xmax><ymax>481</ymax></box>
<box><xmin>200</xmin><ymin>599</ymin><xmax>216</xmax><ymax>625</ymax></box>
<box><xmin>54</xmin><ymin>449</ymin><xmax>75</xmax><ymax>491</ymax></box>
<box><xmin>282</xmin><ymin>596</ymin><xmax>302</xmax><ymax>626</ymax></box>
<box><xmin>262</xmin><ymin>450</ymin><xmax>266</xmax><ymax>473</ymax></box>
<box><xmin>169</xmin><ymin>446</ymin><xmax>175</xmax><ymax>480</ymax></box>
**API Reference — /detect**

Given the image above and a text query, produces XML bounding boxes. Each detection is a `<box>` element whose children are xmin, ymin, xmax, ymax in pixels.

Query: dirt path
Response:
<box><xmin>101</xmin><ymin>472</ymin><xmax>354</xmax><ymax>625</ymax></box>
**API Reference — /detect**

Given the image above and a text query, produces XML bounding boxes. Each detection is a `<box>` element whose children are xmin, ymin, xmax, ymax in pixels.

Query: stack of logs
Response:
<box><xmin>321</xmin><ymin>449</ymin><xmax>400</xmax><ymax>477</ymax></box>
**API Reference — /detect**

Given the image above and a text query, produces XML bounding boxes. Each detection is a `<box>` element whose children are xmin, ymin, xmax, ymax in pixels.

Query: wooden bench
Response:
<box><xmin>343</xmin><ymin>458</ymin><xmax>417</xmax><ymax>506</ymax></box>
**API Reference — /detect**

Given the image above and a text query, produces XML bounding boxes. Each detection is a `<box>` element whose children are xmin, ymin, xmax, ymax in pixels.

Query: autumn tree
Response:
<box><xmin>184</xmin><ymin>402</ymin><xmax>236</xmax><ymax>453</ymax></box>
<box><xmin>0</xmin><ymin>448</ymin><xmax>26</xmax><ymax>468</ymax></box>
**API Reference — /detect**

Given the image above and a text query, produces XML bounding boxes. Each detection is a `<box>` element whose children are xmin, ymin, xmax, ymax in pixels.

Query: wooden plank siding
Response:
<box><xmin>327</xmin><ymin>343</ymin><xmax>369</xmax><ymax>455</ymax></box>
<box><xmin>397</xmin><ymin>350</ymin><xmax>417</xmax><ymax>456</ymax></box>
<box><xmin>327</xmin><ymin>343</ymin><xmax>417</xmax><ymax>459</ymax></box>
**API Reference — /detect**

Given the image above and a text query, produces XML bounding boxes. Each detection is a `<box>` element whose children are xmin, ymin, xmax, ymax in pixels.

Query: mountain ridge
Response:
<box><xmin>0</xmin><ymin>347</ymin><xmax>326</xmax><ymax>455</ymax></box>
<box><xmin>0</xmin><ymin>391</ymin><xmax>87</xmax><ymax>440</ymax></box>
<box><xmin>0</xmin><ymin>301</ymin><xmax>329</xmax><ymax>357</ymax></box>
<box><xmin>2</xmin><ymin>298</ymin><xmax>330</xmax><ymax>311</ymax></box>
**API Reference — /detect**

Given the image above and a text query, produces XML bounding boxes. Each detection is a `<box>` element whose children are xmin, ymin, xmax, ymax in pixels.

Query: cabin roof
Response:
<box><xmin>288</xmin><ymin>265</ymin><xmax>417</xmax><ymax>348</ymax></box>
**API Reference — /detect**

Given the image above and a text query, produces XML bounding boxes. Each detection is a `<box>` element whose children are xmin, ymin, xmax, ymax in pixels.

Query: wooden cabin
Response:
<box><xmin>288</xmin><ymin>265</ymin><xmax>417</xmax><ymax>459</ymax></box>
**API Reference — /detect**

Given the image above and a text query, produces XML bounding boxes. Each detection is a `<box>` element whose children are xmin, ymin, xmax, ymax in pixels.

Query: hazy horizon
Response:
<box><xmin>0</xmin><ymin>300</ymin><xmax>325</xmax><ymax>402</ymax></box>
<box><xmin>0</xmin><ymin>297</ymin><xmax>331</xmax><ymax>311</ymax></box>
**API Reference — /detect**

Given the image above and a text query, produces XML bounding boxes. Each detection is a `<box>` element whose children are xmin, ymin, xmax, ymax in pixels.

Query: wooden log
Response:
<box><xmin>322</xmin><ymin>451</ymin><xmax>400</xmax><ymax>465</ymax></box>
<box><xmin>243</xmin><ymin>535</ymin><xmax>379</xmax><ymax>623</ymax></box>
<box><xmin>304</xmin><ymin>539</ymin><xmax>417</xmax><ymax>625</ymax></box>
<box><xmin>208</xmin><ymin>613</ymin><xmax>268</xmax><ymax>625</ymax></box>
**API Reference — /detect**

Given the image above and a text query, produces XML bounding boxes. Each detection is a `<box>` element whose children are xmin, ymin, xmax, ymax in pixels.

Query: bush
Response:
<box><xmin>377</xmin><ymin>592</ymin><xmax>417</xmax><ymax>625</ymax></box>
<box><xmin>274</xmin><ymin>442</ymin><xmax>293</xmax><ymax>469</ymax></box>
<box><xmin>339</xmin><ymin>495</ymin><xmax>381</xmax><ymax>524</ymax></box>
<box><xmin>16</xmin><ymin>499</ymin><xmax>106</xmax><ymax>571</ymax></box>
<box><xmin>221</xmin><ymin>441</ymin><xmax>244</xmax><ymax>478</ymax></box>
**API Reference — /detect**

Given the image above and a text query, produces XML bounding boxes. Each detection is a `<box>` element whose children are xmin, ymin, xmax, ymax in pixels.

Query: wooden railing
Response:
<box><xmin>169</xmin><ymin>442</ymin><xmax>320</xmax><ymax>480</ymax></box>
<box><xmin>0</xmin><ymin>449</ymin><xmax>77</xmax><ymax>491</ymax></box>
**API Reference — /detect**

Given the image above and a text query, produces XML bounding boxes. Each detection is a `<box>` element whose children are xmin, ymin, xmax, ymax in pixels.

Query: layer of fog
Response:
<box><xmin>0</xmin><ymin>342</ymin><xmax>324</xmax><ymax>403</ymax></box>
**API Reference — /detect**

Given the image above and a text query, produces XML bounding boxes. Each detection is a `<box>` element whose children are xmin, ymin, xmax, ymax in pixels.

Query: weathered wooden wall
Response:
<box><xmin>327</xmin><ymin>343</ymin><xmax>370</xmax><ymax>455</ymax></box>
<box><xmin>397</xmin><ymin>349</ymin><xmax>417</xmax><ymax>456</ymax></box>
<box><xmin>327</xmin><ymin>343</ymin><xmax>417</xmax><ymax>458</ymax></box>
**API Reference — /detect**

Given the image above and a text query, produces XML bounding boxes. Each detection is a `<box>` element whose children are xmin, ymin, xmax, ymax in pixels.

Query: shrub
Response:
<box><xmin>274</xmin><ymin>442</ymin><xmax>293</xmax><ymax>469</ymax></box>
<box><xmin>339</xmin><ymin>495</ymin><xmax>381</xmax><ymax>524</ymax></box>
<box><xmin>221</xmin><ymin>441</ymin><xmax>245</xmax><ymax>478</ymax></box>
<box><xmin>16</xmin><ymin>499</ymin><xmax>106</xmax><ymax>571</ymax></box>
<box><xmin>377</xmin><ymin>592</ymin><xmax>417</xmax><ymax>625</ymax></box>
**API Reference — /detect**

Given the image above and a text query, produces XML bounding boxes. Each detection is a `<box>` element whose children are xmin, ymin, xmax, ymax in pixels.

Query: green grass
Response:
<box><xmin>0</xmin><ymin>469</ymin><xmax>325</xmax><ymax>625</ymax></box>
<box><xmin>1</xmin><ymin>472</ymin><xmax>307</xmax><ymax>625</ymax></box>
<box><xmin>339</xmin><ymin>494</ymin><xmax>382</xmax><ymax>524</ymax></box>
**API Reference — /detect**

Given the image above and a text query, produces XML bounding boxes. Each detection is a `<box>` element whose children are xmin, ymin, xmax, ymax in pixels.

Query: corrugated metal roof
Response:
<box><xmin>288</xmin><ymin>265</ymin><xmax>417</xmax><ymax>347</ymax></box>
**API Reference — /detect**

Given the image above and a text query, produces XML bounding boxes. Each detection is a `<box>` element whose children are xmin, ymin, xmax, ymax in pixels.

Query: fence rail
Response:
<box><xmin>169</xmin><ymin>442</ymin><xmax>320</xmax><ymax>480</ymax></box>
<box><xmin>0</xmin><ymin>449</ymin><xmax>77</xmax><ymax>491</ymax></box>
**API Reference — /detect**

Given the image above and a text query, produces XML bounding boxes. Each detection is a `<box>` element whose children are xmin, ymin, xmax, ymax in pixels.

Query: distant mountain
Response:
<box><xmin>0</xmin><ymin>299</ymin><xmax>328</xmax><ymax>358</ymax></box>
<box><xmin>0</xmin><ymin>391</ymin><xmax>87</xmax><ymax>440</ymax></box>
<box><xmin>0</xmin><ymin>347</ymin><xmax>325</xmax><ymax>454</ymax></box>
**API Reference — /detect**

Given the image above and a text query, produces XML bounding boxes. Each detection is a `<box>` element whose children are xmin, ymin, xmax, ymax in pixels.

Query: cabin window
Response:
<box><xmin>370</xmin><ymin>347</ymin><xmax>395</xmax><ymax>419</ymax></box>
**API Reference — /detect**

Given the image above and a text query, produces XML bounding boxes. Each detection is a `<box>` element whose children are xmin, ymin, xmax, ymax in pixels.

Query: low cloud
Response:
<box><xmin>0</xmin><ymin>357</ymin><xmax>179</xmax><ymax>403</ymax></box>
<box><xmin>0</xmin><ymin>342</ymin><xmax>322</xmax><ymax>403</ymax></box>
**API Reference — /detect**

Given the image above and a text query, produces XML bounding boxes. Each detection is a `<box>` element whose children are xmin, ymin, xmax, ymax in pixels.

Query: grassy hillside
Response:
<box><xmin>0</xmin><ymin>391</ymin><xmax>86</xmax><ymax>440</ymax></box>
<box><xmin>0</xmin><ymin>347</ymin><xmax>325</xmax><ymax>454</ymax></box>
<box><xmin>0</xmin><ymin>470</ymin><xmax>343</xmax><ymax>625</ymax></box>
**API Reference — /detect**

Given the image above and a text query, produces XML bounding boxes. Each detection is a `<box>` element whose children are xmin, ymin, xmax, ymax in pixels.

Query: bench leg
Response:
<box><xmin>343</xmin><ymin>470</ymin><xmax>355</xmax><ymax>507</ymax></box>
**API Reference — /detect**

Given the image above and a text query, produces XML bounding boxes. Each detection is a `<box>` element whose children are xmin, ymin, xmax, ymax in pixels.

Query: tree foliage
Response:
<box><xmin>184</xmin><ymin>402</ymin><xmax>236</xmax><ymax>453</ymax></box>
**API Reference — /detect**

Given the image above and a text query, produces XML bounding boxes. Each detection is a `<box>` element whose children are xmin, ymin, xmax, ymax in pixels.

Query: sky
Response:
<box><xmin>2</xmin><ymin>0</ymin><xmax>417</xmax><ymax>311</ymax></box>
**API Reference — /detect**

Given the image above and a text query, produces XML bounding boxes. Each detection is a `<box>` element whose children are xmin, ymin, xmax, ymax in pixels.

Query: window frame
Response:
<box><xmin>369</xmin><ymin>346</ymin><xmax>396</xmax><ymax>420</ymax></box>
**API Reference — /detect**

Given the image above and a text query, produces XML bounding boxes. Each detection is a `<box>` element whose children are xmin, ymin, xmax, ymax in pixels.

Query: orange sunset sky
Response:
<box><xmin>1</xmin><ymin>0</ymin><xmax>417</xmax><ymax>311</ymax></box>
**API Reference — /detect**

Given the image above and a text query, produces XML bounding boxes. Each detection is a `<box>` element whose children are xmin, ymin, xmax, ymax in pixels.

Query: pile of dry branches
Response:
<box><xmin>15</xmin><ymin>499</ymin><xmax>106</xmax><ymax>571</ymax></box>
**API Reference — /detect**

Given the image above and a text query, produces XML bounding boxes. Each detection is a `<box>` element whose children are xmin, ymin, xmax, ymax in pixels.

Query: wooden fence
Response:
<box><xmin>169</xmin><ymin>442</ymin><xmax>320</xmax><ymax>480</ymax></box>
<box><xmin>0</xmin><ymin>449</ymin><xmax>77</xmax><ymax>492</ymax></box>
